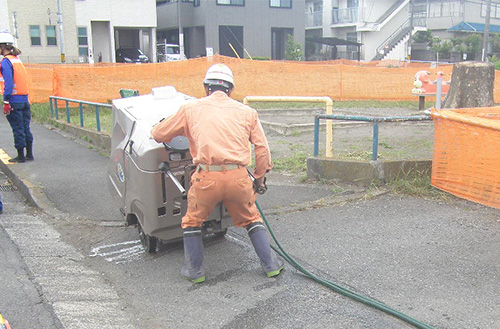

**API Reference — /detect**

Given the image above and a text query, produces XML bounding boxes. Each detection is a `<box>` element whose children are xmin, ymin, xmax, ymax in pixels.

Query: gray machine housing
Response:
<box><xmin>108</xmin><ymin>86</ymin><xmax>232</xmax><ymax>251</ymax></box>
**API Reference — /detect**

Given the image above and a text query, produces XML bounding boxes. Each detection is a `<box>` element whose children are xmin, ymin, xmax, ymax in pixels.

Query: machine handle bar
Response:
<box><xmin>159</xmin><ymin>162</ymin><xmax>186</xmax><ymax>196</ymax></box>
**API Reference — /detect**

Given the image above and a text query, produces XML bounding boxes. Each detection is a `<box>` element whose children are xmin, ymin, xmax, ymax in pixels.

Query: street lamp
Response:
<box><xmin>178</xmin><ymin>0</ymin><xmax>185</xmax><ymax>58</ymax></box>
<box><xmin>57</xmin><ymin>0</ymin><xmax>66</xmax><ymax>63</ymax></box>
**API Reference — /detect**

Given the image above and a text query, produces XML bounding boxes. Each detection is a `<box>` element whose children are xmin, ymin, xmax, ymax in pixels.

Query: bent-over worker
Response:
<box><xmin>151</xmin><ymin>63</ymin><xmax>284</xmax><ymax>283</ymax></box>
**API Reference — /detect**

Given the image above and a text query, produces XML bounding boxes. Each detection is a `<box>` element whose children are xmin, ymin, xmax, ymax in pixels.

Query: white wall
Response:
<box><xmin>75</xmin><ymin>0</ymin><xmax>156</xmax><ymax>27</ymax></box>
<box><xmin>7</xmin><ymin>0</ymin><xmax>78</xmax><ymax>63</ymax></box>
<box><xmin>0</xmin><ymin>0</ymin><xmax>10</xmax><ymax>32</ymax></box>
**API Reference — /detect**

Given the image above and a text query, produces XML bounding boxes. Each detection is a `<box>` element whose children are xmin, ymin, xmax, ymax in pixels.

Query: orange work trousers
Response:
<box><xmin>181</xmin><ymin>166</ymin><xmax>262</xmax><ymax>229</ymax></box>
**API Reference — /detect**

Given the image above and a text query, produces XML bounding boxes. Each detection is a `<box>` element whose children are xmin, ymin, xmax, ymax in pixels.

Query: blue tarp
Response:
<box><xmin>448</xmin><ymin>21</ymin><xmax>500</xmax><ymax>33</ymax></box>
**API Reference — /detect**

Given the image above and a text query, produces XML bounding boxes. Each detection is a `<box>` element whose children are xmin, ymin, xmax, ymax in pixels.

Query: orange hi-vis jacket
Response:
<box><xmin>0</xmin><ymin>54</ymin><xmax>30</xmax><ymax>97</ymax></box>
<box><xmin>151</xmin><ymin>90</ymin><xmax>273</xmax><ymax>179</ymax></box>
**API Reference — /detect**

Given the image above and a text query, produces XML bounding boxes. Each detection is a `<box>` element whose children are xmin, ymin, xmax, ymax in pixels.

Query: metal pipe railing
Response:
<box><xmin>313</xmin><ymin>114</ymin><xmax>431</xmax><ymax>161</ymax></box>
<box><xmin>49</xmin><ymin>96</ymin><xmax>111</xmax><ymax>132</ymax></box>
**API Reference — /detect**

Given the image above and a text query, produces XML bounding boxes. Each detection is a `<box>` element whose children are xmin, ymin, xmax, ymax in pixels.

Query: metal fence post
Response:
<box><xmin>95</xmin><ymin>105</ymin><xmax>101</xmax><ymax>132</ymax></box>
<box><xmin>65</xmin><ymin>100</ymin><xmax>70</xmax><ymax>123</ymax></box>
<box><xmin>372</xmin><ymin>121</ymin><xmax>379</xmax><ymax>161</ymax></box>
<box><xmin>55</xmin><ymin>99</ymin><xmax>59</xmax><ymax>119</ymax></box>
<box><xmin>79</xmin><ymin>103</ymin><xmax>84</xmax><ymax>127</ymax></box>
<box><xmin>314</xmin><ymin>116</ymin><xmax>320</xmax><ymax>157</ymax></box>
<box><xmin>49</xmin><ymin>97</ymin><xmax>54</xmax><ymax>117</ymax></box>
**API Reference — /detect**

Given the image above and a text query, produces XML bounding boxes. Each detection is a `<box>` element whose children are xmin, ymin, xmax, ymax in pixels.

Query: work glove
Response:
<box><xmin>253</xmin><ymin>176</ymin><xmax>268</xmax><ymax>195</ymax></box>
<box><xmin>3</xmin><ymin>102</ymin><xmax>11</xmax><ymax>115</ymax></box>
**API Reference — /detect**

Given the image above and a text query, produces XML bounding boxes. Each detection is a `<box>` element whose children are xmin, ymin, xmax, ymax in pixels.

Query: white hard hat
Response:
<box><xmin>0</xmin><ymin>31</ymin><xmax>14</xmax><ymax>45</ymax></box>
<box><xmin>203</xmin><ymin>63</ymin><xmax>235</xmax><ymax>88</ymax></box>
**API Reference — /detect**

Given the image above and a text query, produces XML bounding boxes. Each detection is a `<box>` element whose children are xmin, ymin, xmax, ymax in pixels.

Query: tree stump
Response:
<box><xmin>442</xmin><ymin>61</ymin><xmax>495</xmax><ymax>109</ymax></box>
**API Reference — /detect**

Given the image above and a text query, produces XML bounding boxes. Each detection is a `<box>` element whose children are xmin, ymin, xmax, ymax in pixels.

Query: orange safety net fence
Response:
<box><xmin>23</xmin><ymin>55</ymin><xmax>457</xmax><ymax>104</ymax></box>
<box><xmin>23</xmin><ymin>55</ymin><xmax>500</xmax><ymax>104</ymax></box>
<box><xmin>431</xmin><ymin>107</ymin><xmax>500</xmax><ymax>209</ymax></box>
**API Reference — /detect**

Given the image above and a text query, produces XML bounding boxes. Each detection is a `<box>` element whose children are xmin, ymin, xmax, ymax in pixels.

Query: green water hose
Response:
<box><xmin>255</xmin><ymin>201</ymin><xmax>436</xmax><ymax>329</ymax></box>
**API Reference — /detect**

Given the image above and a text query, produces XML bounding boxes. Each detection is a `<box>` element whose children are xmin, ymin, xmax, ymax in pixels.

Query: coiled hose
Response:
<box><xmin>255</xmin><ymin>201</ymin><xmax>436</xmax><ymax>329</ymax></box>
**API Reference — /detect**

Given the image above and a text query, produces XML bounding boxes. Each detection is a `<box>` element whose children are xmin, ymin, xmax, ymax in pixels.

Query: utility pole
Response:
<box><xmin>57</xmin><ymin>0</ymin><xmax>66</xmax><ymax>63</ymax></box>
<box><xmin>482</xmin><ymin>0</ymin><xmax>491</xmax><ymax>61</ymax></box>
<box><xmin>11</xmin><ymin>11</ymin><xmax>18</xmax><ymax>42</ymax></box>
<box><xmin>177</xmin><ymin>0</ymin><xmax>185</xmax><ymax>58</ymax></box>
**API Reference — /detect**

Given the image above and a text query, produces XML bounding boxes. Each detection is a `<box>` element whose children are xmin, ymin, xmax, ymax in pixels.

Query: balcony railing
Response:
<box><xmin>332</xmin><ymin>7</ymin><xmax>364</xmax><ymax>24</ymax></box>
<box><xmin>305</xmin><ymin>11</ymin><xmax>323</xmax><ymax>28</ymax></box>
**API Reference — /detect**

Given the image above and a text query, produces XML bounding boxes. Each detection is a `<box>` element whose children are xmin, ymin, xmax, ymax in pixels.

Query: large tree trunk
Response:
<box><xmin>441</xmin><ymin>61</ymin><xmax>495</xmax><ymax>109</ymax></box>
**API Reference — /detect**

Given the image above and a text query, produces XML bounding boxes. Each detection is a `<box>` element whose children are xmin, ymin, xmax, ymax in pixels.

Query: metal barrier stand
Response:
<box><xmin>49</xmin><ymin>96</ymin><xmax>112</xmax><ymax>132</ymax></box>
<box><xmin>314</xmin><ymin>114</ymin><xmax>432</xmax><ymax>160</ymax></box>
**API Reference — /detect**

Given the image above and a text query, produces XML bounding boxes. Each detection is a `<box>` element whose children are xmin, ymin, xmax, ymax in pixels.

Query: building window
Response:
<box><xmin>46</xmin><ymin>26</ymin><xmax>57</xmax><ymax>46</ymax></box>
<box><xmin>77</xmin><ymin>27</ymin><xmax>89</xmax><ymax>60</ymax></box>
<box><xmin>29</xmin><ymin>25</ymin><xmax>41</xmax><ymax>46</ymax></box>
<box><xmin>217</xmin><ymin>0</ymin><xmax>244</xmax><ymax>6</ymax></box>
<box><xmin>482</xmin><ymin>2</ymin><xmax>500</xmax><ymax>19</ymax></box>
<box><xmin>270</xmin><ymin>0</ymin><xmax>291</xmax><ymax>8</ymax></box>
<box><xmin>429</xmin><ymin>0</ymin><xmax>462</xmax><ymax>18</ymax></box>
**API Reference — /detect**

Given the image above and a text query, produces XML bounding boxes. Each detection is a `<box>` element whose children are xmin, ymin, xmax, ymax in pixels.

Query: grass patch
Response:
<box><xmin>31</xmin><ymin>103</ymin><xmax>52</xmax><ymax>124</ymax></box>
<box><xmin>334</xmin><ymin>149</ymin><xmax>373</xmax><ymax>161</ymax></box>
<box><xmin>272</xmin><ymin>144</ymin><xmax>310</xmax><ymax>173</ymax></box>
<box><xmin>30</xmin><ymin>103</ymin><xmax>112</xmax><ymax>134</ymax></box>
<box><xmin>387</xmin><ymin>169</ymin><xmax>450</xmax><ymax>199</ymax></box>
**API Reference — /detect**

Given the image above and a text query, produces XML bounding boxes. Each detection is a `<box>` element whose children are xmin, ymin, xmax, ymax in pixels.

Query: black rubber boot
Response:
<box><xmin>247</xmin><ymin>222</ymin><xmax>284</xmax><ymax>277</ymax></box>
<box><xmin>8</xmin><ymin>148</ymin><xmax>26</xmax><ymax>163</ymax></box>
<box><xmin>181</xmin><ymin>227</ymin><xmax>205</xmax><ymax>283</ymax></box>
<box><xmin>25</xmin><ymin>142</ymin><xmax>34</xmax><ymax>161</ymax></box>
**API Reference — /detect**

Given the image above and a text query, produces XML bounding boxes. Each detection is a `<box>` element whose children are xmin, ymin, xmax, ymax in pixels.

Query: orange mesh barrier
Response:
<box><xmin>431</xmin><ymin>107</ymin><xmax>500</xmax><ymax>209</ymax></box>
<box><xmin>25</xmin><ymin>66</ymin><xmax>53</xmax><ymax>104</ymax></box>
<box><xmin>23</xmin><ymin>55</ymin><xmax>500</xmax><ymax>104</ymax></box>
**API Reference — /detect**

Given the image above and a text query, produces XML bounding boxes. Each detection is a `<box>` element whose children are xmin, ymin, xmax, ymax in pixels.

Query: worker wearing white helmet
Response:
<box><xmin>152</xmin><ymin>63</ymin><xmax>284</xmax><ymax>283</ymax></box>
<box><xmin>0</xmin><ymin>30</ymin><xmax>34</xmax><ymax>163</ymax></box>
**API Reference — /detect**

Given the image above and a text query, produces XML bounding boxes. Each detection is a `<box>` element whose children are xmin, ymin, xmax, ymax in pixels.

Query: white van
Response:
<box><xmin>157</xmin><ymin>43</ymin><xmax>187</xmax><ymax>62</ymax></box>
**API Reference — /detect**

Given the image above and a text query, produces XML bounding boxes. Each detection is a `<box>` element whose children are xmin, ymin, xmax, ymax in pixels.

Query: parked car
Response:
<box><xmin>116</xmin><ymin>48</ymin><xmax>150</xmax><ymax>63</ymax></box>
<box><xmin>157</xmin><ymin>43</ymin><xmax>187</xmax><ymax>62</ymax></box>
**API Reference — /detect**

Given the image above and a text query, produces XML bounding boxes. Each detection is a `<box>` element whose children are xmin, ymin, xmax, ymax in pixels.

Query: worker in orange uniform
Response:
<box><xmin>151</xmin><ymin>64</ymin><xmax>284</xmax><ymax>283</ymax></box>
<box><xmin>0</xmin><ymin>31</ymin><xmax>34</xmax><ymax>163</ymax></box>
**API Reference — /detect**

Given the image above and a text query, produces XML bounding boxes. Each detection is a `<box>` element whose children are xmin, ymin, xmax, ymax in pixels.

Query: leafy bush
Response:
<box><xmin>285</xmin><ymin>34</ymin><xmax>302</xmax><ymax>61</ymax></box>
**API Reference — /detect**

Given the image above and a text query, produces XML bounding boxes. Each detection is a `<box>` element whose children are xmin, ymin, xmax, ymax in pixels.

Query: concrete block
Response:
<box><xmin>307</xmin><ymin>157</ymin><xmax>432</xmax><ymax>185</ymax></box>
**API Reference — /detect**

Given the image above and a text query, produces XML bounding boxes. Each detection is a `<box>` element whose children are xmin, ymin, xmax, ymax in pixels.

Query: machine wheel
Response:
<box><xmin>138</xmin><ymin>222</ymin><xmax>157</xmax><ymax>253</ymax></box>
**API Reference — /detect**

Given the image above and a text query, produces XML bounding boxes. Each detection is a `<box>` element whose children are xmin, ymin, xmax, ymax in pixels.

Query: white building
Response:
<box><xmin>305</xmin><ymin>0</ymin><xmax>500</xmax><ymax>62</ymax></box>
<box><xmin>1</xmin><ymin>0</ymin><xmax>156</xmax><ymax>64</ymax></box>
<box><xmin>305</xmin><ymin>0</ymin><xmax>425</xmax><ymax>61</ymax></box>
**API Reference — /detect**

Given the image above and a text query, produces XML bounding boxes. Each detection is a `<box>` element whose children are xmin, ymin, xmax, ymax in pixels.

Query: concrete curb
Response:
<box><xmin>307</xmin><ymin>157</ymin><xmax>432</xmax><ymax>185</ymax></box>
<box><xmin>0</xmin><ymin>149</ymin><xmax>57</xmax><ymax>213</ymax></box>
<box><xmin>46</xmin><ymin>118</ymin><xmax>111</xmax><ymax>153</ymax></box>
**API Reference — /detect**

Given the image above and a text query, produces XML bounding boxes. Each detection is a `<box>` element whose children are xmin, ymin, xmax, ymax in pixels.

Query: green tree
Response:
<box><xmin>463</xmin><ymin>34</ymin><xmax>482</xmax><ymax>59</ymax></box>
<box><xmin>432</xmin><ymin>40</ymin><xmax>453</xmax><ymax>59</ymax></box>
<box><xmin>285</xmin><ymin>34</ymin><xmax>302</xmax><ymax>61</ymax></box>
<box><xmin>412</xmin><ymin>31</ymin><xmax>433</xmax><ymax>46</ymax></box>
<box><xmin>490</xmin><ymin>34</ymin><xmax>500</xmax><ymax>53</ymax></box>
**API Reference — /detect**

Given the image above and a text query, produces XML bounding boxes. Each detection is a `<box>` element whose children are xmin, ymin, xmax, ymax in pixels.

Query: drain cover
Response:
<box><xmin>0</xmin><ymin>185</ymin><xmax>18</xmax><ymax>192</ymax></box>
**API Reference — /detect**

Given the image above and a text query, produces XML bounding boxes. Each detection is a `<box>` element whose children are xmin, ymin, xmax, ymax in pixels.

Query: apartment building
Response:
<box><xmin>305</xmin><ymin>0</ymin><xmax>500</xmax><ymax>62</ymax></box>
<box><xmin>156</xmin><ymin>0</ymin><xmax>305</xmax><ymax>60</ymax></box>
<box><xmin>1</xmin><ymin>0</ymin><xmax>156</xmax><ymax>64</ymax></box>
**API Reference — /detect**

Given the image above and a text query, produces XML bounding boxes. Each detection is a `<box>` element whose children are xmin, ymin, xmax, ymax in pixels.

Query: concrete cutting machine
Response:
<box><xmin>108</xmin><ymin>86</ymin><xmax>232</xmax><ymax>252</ymax></box>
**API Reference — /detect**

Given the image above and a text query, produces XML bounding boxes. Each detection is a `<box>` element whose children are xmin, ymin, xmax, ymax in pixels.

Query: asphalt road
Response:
<box><xmin>0</xmin><ymin>170</ymin><xmax>63</xmax><ymax>329</ymax></box>
<box><xmin>1</xmin><ymin>113</ymin><xmax>500</xmax><ymax>329</ymax></box>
